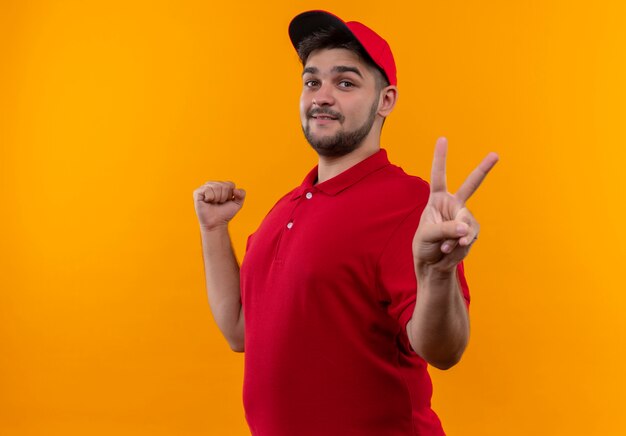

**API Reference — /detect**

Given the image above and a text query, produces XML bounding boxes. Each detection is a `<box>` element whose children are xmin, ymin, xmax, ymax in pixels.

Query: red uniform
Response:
<box><xmin>240</xmin><ymin>149</ymin><xmax>470</xmax><ymax>435</ymax></box>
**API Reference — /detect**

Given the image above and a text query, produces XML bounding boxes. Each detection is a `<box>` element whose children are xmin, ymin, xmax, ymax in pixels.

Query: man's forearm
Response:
<box><xmin>406</xmin><ymin>267</ymin><xmax>469</xmax><ymax>370</ymax></box>
<box><xmin>200</xmin><ymin>225</ymin><xmax>244</xmax><ymax>352</ymax></box>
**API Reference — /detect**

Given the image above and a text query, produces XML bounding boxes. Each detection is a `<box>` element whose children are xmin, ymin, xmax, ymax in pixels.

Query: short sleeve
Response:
<box><xmin>376</xmin><ymin>204</ymin><xmax>471</xmax><ymax>356</ymax></box>
<box><xmin>245</xmin><ymin>231</ymin><xmax>256</xmax><ymax>253</ymax></box>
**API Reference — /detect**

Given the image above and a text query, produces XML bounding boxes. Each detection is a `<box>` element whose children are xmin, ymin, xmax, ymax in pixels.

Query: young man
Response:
<box><xmin>193</xmin><ymin>10</ymin><xmax>498</xmax><ymax>435</ymax></box>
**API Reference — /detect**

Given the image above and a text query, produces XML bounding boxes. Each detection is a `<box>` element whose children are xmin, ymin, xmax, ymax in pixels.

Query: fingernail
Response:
<box><xmin>442</xmin><ymin>243</ymin><xmax>450</xmax><ymax>253</ymax></box>
<box><xmin>456</xmin><ymin>224</ymin><xmax>468</xmax><ymax>235</ymax></box>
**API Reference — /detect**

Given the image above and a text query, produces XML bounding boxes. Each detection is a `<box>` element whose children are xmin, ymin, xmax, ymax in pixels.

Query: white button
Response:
<box><xmin>305</xmin><ymin>192</ymin><xmax>313</xmax><ymax>199</ymax></box>
<box><xmin>286</xmin><ymin>222</ymin><xmax>293</xmax><ymax>229</ymax></box>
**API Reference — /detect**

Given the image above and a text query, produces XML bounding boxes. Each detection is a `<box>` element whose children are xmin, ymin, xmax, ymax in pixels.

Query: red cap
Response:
<box><xmin>288</xmin><ymin>10</ymin><xmax>397</xmax><ymax>86</ymax></box>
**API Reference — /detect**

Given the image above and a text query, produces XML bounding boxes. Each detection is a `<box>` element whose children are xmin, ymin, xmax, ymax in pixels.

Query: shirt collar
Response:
<box><xmin>291</xmin><ymin>148</ymin><xmax>391</xmax><ymax>199</ymax></box>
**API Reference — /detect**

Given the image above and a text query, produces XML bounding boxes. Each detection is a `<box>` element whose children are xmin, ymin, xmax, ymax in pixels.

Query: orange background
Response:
<box><xmin>1</xmin><ymin>1</ymin><xmax>625</xmax><ymax>435</ymax></box>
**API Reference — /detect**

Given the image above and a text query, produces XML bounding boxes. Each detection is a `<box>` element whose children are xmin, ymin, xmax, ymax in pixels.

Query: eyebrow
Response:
<box><xmin>302</xmin><ymin>66</ymin><xmax>318</xmax><ymax>76</ymax></box>
<box><xmin>332</xmin><ymin>66</ymin><xmax>363</xmax><ymax>78</ymax></box>
<box><xmin>302</xmin><ymin>65</ymin><xmax>364</xmax><ymax>79</ymax></box>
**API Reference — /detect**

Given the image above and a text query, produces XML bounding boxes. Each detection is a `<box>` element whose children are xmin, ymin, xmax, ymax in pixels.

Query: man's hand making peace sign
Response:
<box><xmin>407</xmin><ymin>137</ymin><xmax>499</xmax><ymax>370</ymax></box>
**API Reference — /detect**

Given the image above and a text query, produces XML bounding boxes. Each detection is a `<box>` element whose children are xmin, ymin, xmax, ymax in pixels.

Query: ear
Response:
<box><xmin>377</xmin><ymin>86</ymin><xmax>398</xmax><ymax>117</ymax></box>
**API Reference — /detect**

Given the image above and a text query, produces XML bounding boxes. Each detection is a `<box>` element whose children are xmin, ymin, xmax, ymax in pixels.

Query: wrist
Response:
<box><xmin>200</xmin><ymin>223</ymin><xmax>229</xmax><ymax>233</ymax></box>
<box><xmin>415</xmin><ymin>261</ymin><xmax>456</xmax><ymax>284</ymax></box>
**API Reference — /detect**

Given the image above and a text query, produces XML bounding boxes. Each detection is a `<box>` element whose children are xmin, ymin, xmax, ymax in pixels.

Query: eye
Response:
<box><xmin>338</xmin><ymin>80</ymin><xmax>354</xmax><ymax>88</ymax></box>
<box><xmin>304</xmin><ymin>80</ymin><xmax>319</xmax><ymax>88</ymax></box>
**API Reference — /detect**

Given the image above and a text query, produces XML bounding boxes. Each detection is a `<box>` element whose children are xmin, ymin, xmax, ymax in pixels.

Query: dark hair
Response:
<box><xmin>296</xmin><ymin>27</ymin><xmax>390</xmax><ymax>90</ymax></box>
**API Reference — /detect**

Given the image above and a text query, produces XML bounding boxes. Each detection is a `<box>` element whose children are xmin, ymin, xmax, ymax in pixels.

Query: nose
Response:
<box><xmin>312</xmin><ymin>82</ymin><xmax>335</xmax><ymax>107</ymax></box>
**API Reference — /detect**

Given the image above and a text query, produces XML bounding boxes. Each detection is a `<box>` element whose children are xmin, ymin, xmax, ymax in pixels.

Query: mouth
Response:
<box><xmin>312</xmin><ymin>115</ymin><xmax>338</xmax><ymax>121</ymax></box>
<box><xmin>309</xmin><ymin>110</ymin><xmax>342</xmax><ymax>123</ymax></box>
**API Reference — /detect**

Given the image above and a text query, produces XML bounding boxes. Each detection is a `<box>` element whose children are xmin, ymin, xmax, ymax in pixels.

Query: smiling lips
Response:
<box><xmin>309</xmin><ymin>110</ymin><xmax>342</xmax><ymax>123</ymax></box>
<box><xmin>314</xmin><ymin>114</ymin><xmax>337</xmax><ymax>121</ymax></box>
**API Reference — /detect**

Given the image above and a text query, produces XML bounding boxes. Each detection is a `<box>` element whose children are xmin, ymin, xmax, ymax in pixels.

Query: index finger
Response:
<box><xmin>430</xmin><ymin>137</ymin><xmax>448</xmax><ymax>194</ymax></box>
<box><xmin>455</xmin><ymin>152</ymin><xmax>499</xmax><ymax>204</ymax></box>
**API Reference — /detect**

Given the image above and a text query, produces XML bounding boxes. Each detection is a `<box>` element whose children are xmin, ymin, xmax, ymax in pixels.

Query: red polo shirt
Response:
<box><xmin>240</xmin><ymin>148</ymin><xmax>470</xmax><ymax>436</ymax></box>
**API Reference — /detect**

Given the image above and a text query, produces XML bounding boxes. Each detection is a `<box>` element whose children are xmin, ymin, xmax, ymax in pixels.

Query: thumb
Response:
<box><xmin>233</xmin><ymin>188</ymin><xmax>246</xmax><ymax>202</ymax></box>
<box><xmin>418</xmin><ymin>220</ymin><xmax>468</xmax><ymax>243</ymax></box>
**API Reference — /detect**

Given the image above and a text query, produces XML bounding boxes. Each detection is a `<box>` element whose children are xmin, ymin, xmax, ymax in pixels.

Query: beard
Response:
<box><xmin>302</xmin><ymin>97</ymin><xmax>379</xmax><ymax>158</ymax></box>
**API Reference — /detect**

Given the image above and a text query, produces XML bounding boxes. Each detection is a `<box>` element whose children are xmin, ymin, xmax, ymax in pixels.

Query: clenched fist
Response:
<box><xmin>193</xmin><ymin>181</ymin><xmax>246</xmax><ymax>231</ymax></box>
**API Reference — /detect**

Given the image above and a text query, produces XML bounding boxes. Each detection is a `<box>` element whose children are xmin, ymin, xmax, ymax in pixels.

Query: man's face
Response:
<box><xmin>300</xmin><ymin>48</ymin><xmax>382</xmax><ymax>157</ymax></box>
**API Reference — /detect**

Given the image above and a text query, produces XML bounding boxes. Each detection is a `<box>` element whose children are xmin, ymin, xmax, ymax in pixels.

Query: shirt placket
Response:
<box><xmin>273</xmin><ymin>188</ymin><xmax>317</xmax><ymax>262</ymax></box>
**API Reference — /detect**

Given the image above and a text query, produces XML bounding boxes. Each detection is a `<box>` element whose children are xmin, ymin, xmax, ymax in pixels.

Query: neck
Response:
<box><xmin>316</xmin><ymin>139</ymin><xmax>380</xmax><ymax>184</ymax></box>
